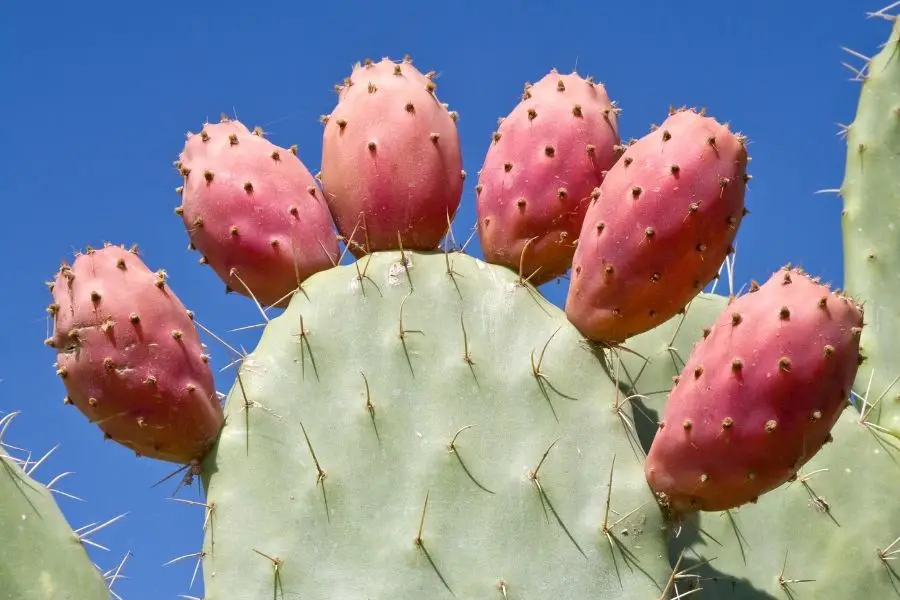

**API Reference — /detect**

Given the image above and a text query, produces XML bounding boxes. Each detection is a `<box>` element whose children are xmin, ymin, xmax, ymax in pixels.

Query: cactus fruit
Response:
<box><xmin>644</xmin><ymin>267</ymin><xmax>864</xmax><ymax>515</ymax></box>
<box><xmin>0</xmin><ymin>418</ymin><xmax>112</xmax><ymax>599</ymax></box>
<box><xmin>320</xmin><ymin>57</ymin><xmax>464</xmax><ymax>257</ymax></box>
<box><xmin>46</xmin><ymin>244</ymin><xmax>223</xmax><ymax>465</ymax></box>
<box><xmin>176</xmin><ymin>117</ymin><xmax>340</xmax><ymax>307</ymax></box>
<box><xmin>199</xmin><ymin>250</ymin><xmax>673</xmax><ymax>599</ymax></box>
<box><xmin>475</xmin><ymin>70</ymin><xmax>621</xmax><ymax>285</ymax></box>
<box><xmin>841</xmin><ymin>17</ymin><xmax>900</xmax><ymax>435</ymax></box>
<box><xmin>566</xmin><ymin>107</ymin><xmax>749</xmax><ymax>343</ymax></box>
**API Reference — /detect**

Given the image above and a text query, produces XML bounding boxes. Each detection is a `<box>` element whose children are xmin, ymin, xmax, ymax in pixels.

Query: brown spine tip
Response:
<box><xmin>307</xmin><ymin>185</ymin><xmax>317</xmax><ymax>196</ymax></box>
<box><xmin>731</xmin><ymin>358</ymin><xmax>743</xmax><ymax>372</ymax></box>
<box><xmin>731</xmin><ymin>312</ymin><xmax>743</xmax><ymax>326</ymax></box>
<box><xmin>557</xmin><ymin>187</ymin><xmax>568</xmax><ymax>199</ymax></box>
<box><xmin>90</xmin><ymin>290</ymin><xmax>101</xmax><ymax>303</ymax></box>
<box><xmin>116</xmin><ymin>258</ymin><xmax>126</xmax><ymax>270</ymax></box>
<box><xmin>779</xmin><ymin>306</ymin><xmax>790</xmax><ymax>320</ymax></box>
<box><xmin>516</xmin><ymin>197</ymin><xmax>526</xmax><ymax>209</ymax></box>
<box><xmin>778</xmin><ymin>356</ymin><xmax>792</xmax><ymax>372</ymax></box>
<box><xmin>765</xmin><ymin>419</ymin><xmax>777</xmax><ymax>433</ymax></box>
<box><xmin>129</xmin><ymin>313</ymin><xmax>140</xmax><ymax>323</ymax></box>
<box><xmin>368</xmin><ymin>141</ymin><xmax>377</xmax><ymax>152</ymax></box>
<box><xmin>693</xmin><ymin>365</ymin><xmax>704</xmax><ymax>378</ymax></box>
<box><xmin>503</xmin><ymin>162</ymin><xmax>513</xmax><ymax>173</ymax></box>
<box><xmin>289</xmin><ymin>206</ymin><xmax>299</xmax><ymax>217</ymax></box>
<box><xmin>682</xmin><ymin>418</ymin><xmax>693</xmax><ymax>430</ymax></box>
<box><xmin>721</xmin><ymin>417</ymin><xmax>734</xmax><ymax>429</ymax></box>
<box><xmin>823</xmin><ymin>344</ymin><xmax>835</xmax><ymax>357</ymax></box>
<box><xmin>596</xmin><ymin>222</ymin><xmax>605</xmax><ymax>234</ymax></box>
<box><xmin>702</xmin><ymin>327</ymin><xmax>711</xmax><ymax>338</ymax></box>
<box><xmin>430</xmin><ymin>132</ymin><xmax>440</xmax><ymax>143</ymax></box>
<box><xmin>198</xmin><ymin>256</ymin><xmax>208</xmax><ymax>265</ymax></box>
<box><xmin>290</xmin><ymin>144</ymin><xmax>298</xmax><ymax>155</ymax></box>
<box><xmin>337</xmin><ymin>119</ymin><xmax>348</xmax><ymax>130</ymax></box>
<box><xmin>544</xmin><ymin>145</ymin><xmax>556</xmax><ymax>157</ymax></box>
<box><xmin>174</xmin><ymin>206</ymin><xmax>184</xmax><ymax>216</ymax></box>
<box><xmin>527</xmin><ymin>108</ymin><xmax>537</xmax><ymax>120</ymax></box>
<box><xmin>572</xmin><ymin>104</ymin><xmax>583</xmax><ymax>117</ymax></box>
<box><xmin>229</xmin><ymin>134</ymin><xmax>239</xmax><ymax>145</ymax></box>
<box><xmin>623</xmin><ymin>156</ymin><xmax>633</xmax><ymax>166</ymax></box>
<box><xmin>631</xmin><ymin>186</ymin><xmax>642</xmax><ymax>198</ymax></box>
<box><xmin>662</xmin><ymin>130</ymin><xmax>672</xmax><ymax>141</ymax></box>
<box><xmin>670</xmin><ymin>164</ymin><xmax>680</xmax><ymax>175</ymax></box>
<box><xmin>644</xmin><ymin>226</ymin><xmax>656</xmax><ymax>238</ymax></box>
<box><xmin>243</xmin><ymin>181</ymin><xmax>254</xmax><ymax>193</ymax></box>
<box><xmin>200</xmin><ymin>130</ymin><xmax>209</xmax><ymax>142</ymax></box>
<box><xmin>271</xmin><ymin>150</ymin><xmax>281</xmax><ymax>161</ymax></box>
<box><xmin>586</xmin><ymin>144</ymin><xmax>596</xmax><ymax>155</ymax></box>
<box><xmin>475</xmin><ymin>184</ymin><xmax>483</xmax><ymax>195</ymax></box>
<box><xmin>811</xmin><ymin>410</ymin><xmax>822</xmax><ymax>421</ymax></box>
<box><xmin>230</xmin><ymin>225</ymin><xmax>239</xmax><ymax>236</ymax></box>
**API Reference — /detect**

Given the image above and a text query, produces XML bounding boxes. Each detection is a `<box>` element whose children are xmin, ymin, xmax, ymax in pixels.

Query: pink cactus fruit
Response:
<box><xmin>476</xmin><ymin>70</ymin><xmax>621</xmax><ymax>285</ymax></box>
<box><xmin>644</xmin><ymin>266</ymin><xmax>865</xmax><ymax>515</ymax></box>
<box><xmin>566</xmin><ymin>107</ymin><xmax>749</xmax><ymax>343</ymax></box>
<box><xmin>176</xmin><ymin>117</ymin><xmax>339</xmax><ymax>308</ymax></box>
<box><xmin>320</xmin><ymin>56</ymin><xmax>464</xmax><ymax>257</ymax></box>
<box><xmin>46</xmin><ymin>244</ymin><xmax>223</xmax><ymax>465</ymax></box>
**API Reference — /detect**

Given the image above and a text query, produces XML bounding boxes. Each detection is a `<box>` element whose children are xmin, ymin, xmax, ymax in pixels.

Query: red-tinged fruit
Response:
<box><xmin>320</xmin><ymin>56</ymin><xmax>464</xmax><ymax>257</ymax></box>
<box><xmin>566</xmin><ymin>107</ymin><xmax>749</xmax><ymax>342</ymax></box>
<box><xmin>476</xmin><ymin>70</ymin><xmax>621</xmax><ymax>285</ymax></box>
<box><xmin>46</xmin><ymin>244</ymin><xmax>223</xmax><ymax>464</ymax></box>
<box><xmin>177</xmin><ymin>117</ymin><xmax>339</xmax><ymax>308</ymax></box>
<box><xmin>644</xmin><ymin>266</ymin><xmax>864</xmax><ymax>515</ymax></box>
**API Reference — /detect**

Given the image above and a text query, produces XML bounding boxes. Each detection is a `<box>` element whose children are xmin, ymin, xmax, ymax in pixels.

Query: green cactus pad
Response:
<box><xmin>199</xmin><ymin>250</ymin><xmax>673</xmax><ymax>599</ymax></box>
<box><xmin>666</xmin><ymin>407</ymin><xmax>900</xmax><ymax>599</ymax></box>
<box><xmin>841</xmin><ymin>17</ymin><xmax>900</xmax><ymax>436</ymax></box>
<box><xmin>0</xmin><ymin>418</ymin><xmax>110</xmax><ymax>600</ymax></box>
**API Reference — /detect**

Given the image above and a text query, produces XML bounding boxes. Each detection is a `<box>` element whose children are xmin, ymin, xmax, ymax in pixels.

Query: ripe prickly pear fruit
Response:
<box><xmin>566</xmin><ymin>107</ymin><xmax>749</xmax><ymax>343</ymax></box>
<box><xmin>644</xmin><ymin>266</ymin><xmax>864</xmax><ymax>515</ymax></box>
<box><xmin>320</xmin><ymin>56</ymin><xmax>464</xmax><ymax>257</ymax></box>
<box><xmin>176</xmin><ymin>117</ymin><xmax>339</xmax><ymax>308</ymax></box>
<box><xmin>476</xmin><ymin>70</ymin><xmax>621</xmax><ymax>285</ymax></box>
<box><xmin>46</xmin><ymin>244</ymin><xmax>223</xmax><ymax>464</ymax></box>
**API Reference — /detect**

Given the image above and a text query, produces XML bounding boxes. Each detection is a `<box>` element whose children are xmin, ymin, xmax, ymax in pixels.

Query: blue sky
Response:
<box><xmin>0</xmin><ymin>1</ymin><xmax>892</xmax><ymax>598</ymax></box>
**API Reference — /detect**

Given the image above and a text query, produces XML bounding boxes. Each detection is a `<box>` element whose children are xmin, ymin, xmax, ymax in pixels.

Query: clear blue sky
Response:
<box><xmin>0</xmin><ymin>1</ymin><xmax>890</xmax><ymax>598</ymax></box>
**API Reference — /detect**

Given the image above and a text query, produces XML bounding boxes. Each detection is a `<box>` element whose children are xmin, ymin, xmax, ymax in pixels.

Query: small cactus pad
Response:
<box><xmin>199</xmin><ymin>250</ymin><xmax>672</xmax><ymax>599</ymax></box>
<box><xmin>841</xmin><ymin>17</ymin><xmax>900</xmax><ymax>435</ymax></box>
<box><xmin>0</xmin><ymin>428</ymin><xmax>110</xmax><ymax>599</ymax></box>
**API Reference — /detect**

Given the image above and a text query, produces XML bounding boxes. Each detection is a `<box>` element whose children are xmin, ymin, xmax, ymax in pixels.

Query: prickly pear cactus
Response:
<box><xmin>199</xmin><ymin>250</ymin><xmax>673</xmax><ymax>599</ymax></box>
<box><xmin>0</xmin><ymin>415</ymin><xmax>111</xmax><ymax>600</ymax></box>
<box><xmin>19</xmin><ymin>7</ymin><xmax>900</xmax><ymax>600</ymax></box>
